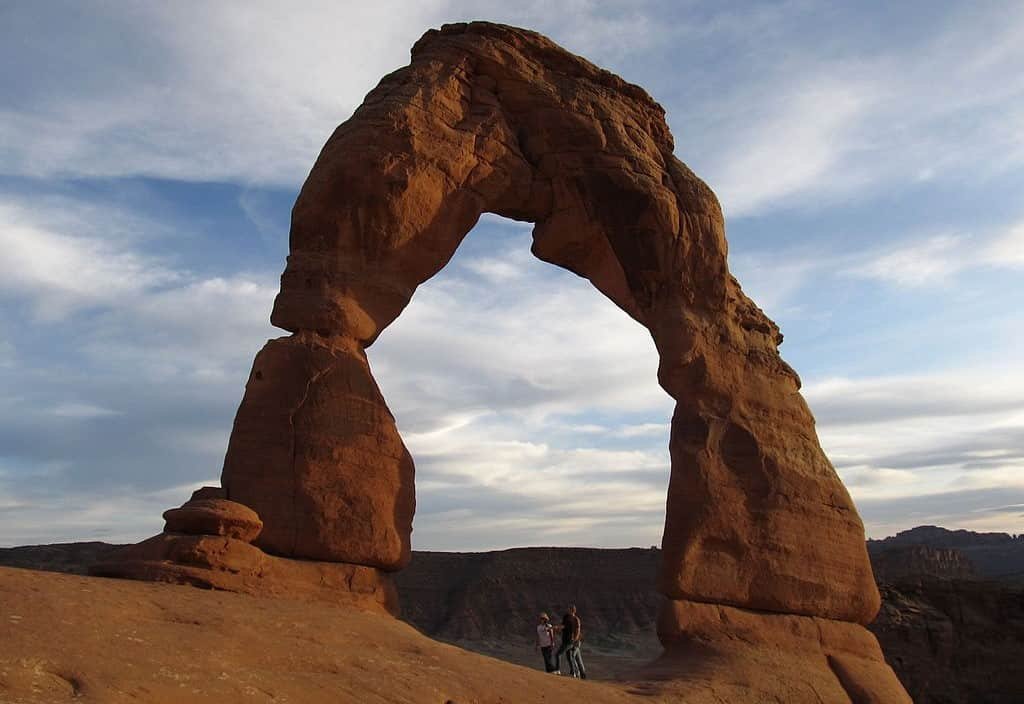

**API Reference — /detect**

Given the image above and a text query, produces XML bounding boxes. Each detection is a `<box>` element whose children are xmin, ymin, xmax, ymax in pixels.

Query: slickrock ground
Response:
<box><xmin>0</xmin><ymin>566</ymin><xmax>886</xmax><ymax>704</ymax></box>
<box><xmin>0</xmin><ymin>567</ymin><xmax>637</xmax><ymax>704</ymax></box>
<box><xmin>3</xmin><ymin>537</ymin><xmax>1024</xmax><ymax>702</ymax></box>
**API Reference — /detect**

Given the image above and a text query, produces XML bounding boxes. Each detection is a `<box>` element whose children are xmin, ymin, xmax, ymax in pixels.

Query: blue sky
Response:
<box><xmin>1</xmin><ymin>1</ymin><xmax>1023</xmax><ymax>549</ymax></box>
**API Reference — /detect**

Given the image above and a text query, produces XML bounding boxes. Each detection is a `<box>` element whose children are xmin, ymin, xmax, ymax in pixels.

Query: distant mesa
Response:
<box><xmin>88</xmin><ymin>21</ymin><xmax>908</xmax><ymax>702</ymax></box>
<box><xmin>869</xmin><ymin>524</ymin><xmax>1024</xmax><ymax>582</ymax></box>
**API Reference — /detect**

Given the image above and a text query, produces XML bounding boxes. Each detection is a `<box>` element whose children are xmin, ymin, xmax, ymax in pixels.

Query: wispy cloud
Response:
<box><xmin>848</xmin><ymin>221</ymin><xmax>1024</xmax><ymax>287</ymax></box>
<box><xmin>0</xmin><ymin>190</ymin><xmax>278</xmax><ymax>545</ymax></box>
<box><xmin>3</xmin><ymin>2</ymin><xmax>1021</xmax><ymax>221</ymax></box>
<box><xmin>708</xmin><ymin>76</ymin><xmax>878</xmax><ymax>216</ymax></box>
<box><xmin>688</xmin><ymin>4</ymin><xmax>1024</xmax><ymax>216</ymax></box>
<box><xmin>0</xmin><ymin>1</ymin><xmax>448</xmax><ymax>184</ymax></box>
<box><xmin>0</xmin><ymin>1</ymin><xmax>677</xmax><ymax>188</ymax></box>
<box><xmin>0</xmin><ymin>200</ymin><xmax>180</xmax><ymax>320</ymax></box>
<box><xmin>50</xmin><ymin>402</ymin><xmax>121</xmax><ymax>419</ymax></box>
<box><xmin>806</xmin><ymin>368</ymin><xmax>1024</xmax><ymax>536</ymax></box>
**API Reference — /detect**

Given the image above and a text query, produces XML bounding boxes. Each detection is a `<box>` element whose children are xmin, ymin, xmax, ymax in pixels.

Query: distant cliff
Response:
<box><xmin>869</xmin><ymin>544</ymin><xmax>976</xmax><ymax>582</ymax></box>
<box><xmin>871</xmin><ymin>579</ymin><xmax>1024</xmax><ymax>703</ymax></box>
<box><xmin>394</xmin><ymin>546</ymin><xmax>662</xmax><ymax>665</ymax></box>
<box><xmin>869</xmin><ymin>525</ymin><xmax>1024</xmax><ymax>582</ymax></box>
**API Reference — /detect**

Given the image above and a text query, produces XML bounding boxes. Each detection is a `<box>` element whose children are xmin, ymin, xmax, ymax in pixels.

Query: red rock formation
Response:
<box><xmin>655</xmin><ymin>600</ymin><xmax>911</xmax><ymax>703</ymax></box>
<box><xmin>163</xmin><ymin>498</ymin><xmax>263</xmax><ymax>542</ymax></box>
<box><xmin>94</xmin><ymin>20</ymin><xmax>902</xmax><ymax>701</ymax></box>
<box><xmin>223</xmin><ymin>20</ymin><xmax>878</xmax><ymax>623</ymax></box>
<box><xmin>91</xmin><ymin>496</ymin><xmax>398</xmax><ymax>615</ymax></box>
<box><xmin>223</xmin><ymin>333</ymin><xmax>414</xmax><ymax>568</ymax></box>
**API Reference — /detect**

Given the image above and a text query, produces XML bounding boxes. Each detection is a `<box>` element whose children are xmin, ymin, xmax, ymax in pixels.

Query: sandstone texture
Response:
<box><xmin>221</xmin><ymin>19</ymin><xmax>879</xmax><ymax>628</ymax></box>
<box><xmin>0</xmin><ymin>568</ymin><xmax>643</xmax><ymax>704</ymax></box>
<box><xmin>163</xmin><ymin>498</ymin><xmax>263</xmax><ymax>542</ymax></box>
<box><xmin>90</xmin><ymin>534</ymin><xmax>398</xmax><ymax>616</ymax></box>
<box><xmin>5</xmin><ymin>541</ymin><xmax>1022</xmax><ymax>701</ymax></box>
<box><xmin>223</xmin><ymin>333</ymin><xmax>414</xmax><ymax>568</ymax></box>
<box><xmin>0</xmin><ymin>566</ymin><xmax>912</xmax><ymax>704</ymax></box>
<box><xmin>655</xmin><ymin>599</ymin><xmax>910</xmax><ymax>704</ymax></box>
<box><xmin>91</xmin><ymin>495</ymin><xmax>398</xmax><ymax>615</ymax></box>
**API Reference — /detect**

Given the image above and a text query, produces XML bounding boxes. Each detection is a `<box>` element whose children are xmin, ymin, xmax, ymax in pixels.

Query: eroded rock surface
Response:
<box><xmin>223</xmin><ymin>333</ymin><xmax>414</xmax><ymax>568</ymax></box>
<box><xmin>83</xmin><ymin>19</ymin><xmax>900</xmax><ymax>701</ymax></box>
<box><xmin>655</xmin><ymin>599</ymin><xmax>911</xmax><ymax>704</ymax></box>
<box><xmin>870</xmin><ymin>579</ymin><xmax>1024</xmax><ymax>703</ymax></box>
<box><xmin>90</xmin><ymin>495</ymin><xmax>398</xmax><ymax>615</ymax></box>
<box><xmin>222</xmin><ymin>20</ymin><xmax>878</xmax><ymax>625</ymax></box>
<box><xmin>163</xmin><ymin>498</ymin><xmax>263</xmax><ymax>542</ymax></box>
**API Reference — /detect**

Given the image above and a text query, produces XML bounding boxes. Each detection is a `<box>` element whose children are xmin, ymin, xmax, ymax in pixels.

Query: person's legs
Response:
<box><xmin>570</xmin><ymin>644</ymin><xmax>586</xmax><ymax>679</ymax></box>
<box><xmin>558</xmin><ymin>642</ymin><xmax>575</xmax><ymax>677</ymax></box>
<box><xmin>541</xmin><ymin>646</ymin><xmax>555</xmax><ymax>672</ymax></box>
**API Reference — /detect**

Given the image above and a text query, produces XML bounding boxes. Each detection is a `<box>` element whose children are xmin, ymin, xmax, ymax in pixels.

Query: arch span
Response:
<box><xmin>221</xmin><ymin>22</ymin><xmax>879</xmax><ymax>626</ymax></box>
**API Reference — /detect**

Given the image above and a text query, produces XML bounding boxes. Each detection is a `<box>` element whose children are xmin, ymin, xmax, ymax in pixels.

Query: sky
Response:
<box><xmin>1</xmin><ymin>1</ymin><xmax>1023</xmax><ymax>549</ymax></box>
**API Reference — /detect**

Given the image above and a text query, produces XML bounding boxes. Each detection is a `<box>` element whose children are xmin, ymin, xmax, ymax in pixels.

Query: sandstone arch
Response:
<box><xmin>220</xmin><ymin>20</ymin><xmax>881</xmax><ymax>628</ymax></box>
<box><xmin>87</xmin><ymin>21</ymin><xmax>913</xmax><ymax>701</ymax></box>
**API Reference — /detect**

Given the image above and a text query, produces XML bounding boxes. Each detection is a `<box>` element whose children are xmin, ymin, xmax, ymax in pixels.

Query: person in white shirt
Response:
<box><xmin>535</xmin><ymin>613</ymin><xmax>559</xmax><ymax>673</ymax></box>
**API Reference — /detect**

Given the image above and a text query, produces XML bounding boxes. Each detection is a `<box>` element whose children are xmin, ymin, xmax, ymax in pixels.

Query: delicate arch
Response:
<box><xmin>221</xmin><ymin>21</ymin><xmax>879</xmax><ymax>626</ymax></box>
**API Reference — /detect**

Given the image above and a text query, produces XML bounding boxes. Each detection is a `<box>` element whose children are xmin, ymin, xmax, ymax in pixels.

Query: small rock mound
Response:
<box><xmin>90</xmin><ymin>492</ymin><xmax>397</xmax><ymax>615</ymax></box>
<box><xmin>163</xmin><ymin>498</ymin><xmax>262</xmax><ymax>542</ymax></box>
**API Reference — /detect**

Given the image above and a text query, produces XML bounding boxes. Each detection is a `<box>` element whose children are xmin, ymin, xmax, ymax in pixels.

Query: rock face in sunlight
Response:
<box><xmin>104</xmin><ymin>21</ymin><xmax>907</xmax><ymax>702</ymax></box>
<box><xmin>90</xmin><ymin>491</ymin><xmax>398</xmax><ymax>615</ymax></box>
<box><xmin>223</xmin><ymin>333</ymin><xmax>414</xmax><ymax>568</ymax></box>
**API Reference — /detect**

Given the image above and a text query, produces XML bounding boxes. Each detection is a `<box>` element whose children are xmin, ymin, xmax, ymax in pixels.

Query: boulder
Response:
<box><xmin>163</xmin><ymin>498</ymin><xmax>263</xmax><ymax>542</ymax></box>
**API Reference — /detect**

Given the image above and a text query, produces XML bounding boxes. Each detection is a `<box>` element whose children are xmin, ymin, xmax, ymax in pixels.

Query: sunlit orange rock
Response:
<box><xmin>223</xmin><ymin>20</ymin><xmax>878</xmax><ymax>623</ymax></box>
<box><xmin>100</xmin><ymin>20</ymin><xmax>904</xmax><ymax>701</ymax></box>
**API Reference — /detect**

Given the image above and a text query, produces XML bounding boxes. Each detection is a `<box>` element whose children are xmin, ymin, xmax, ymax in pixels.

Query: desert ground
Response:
<box><xmin>1</xmin><ymin>565</ymin><xmax>862</xmax><ymax>704</ymax></box>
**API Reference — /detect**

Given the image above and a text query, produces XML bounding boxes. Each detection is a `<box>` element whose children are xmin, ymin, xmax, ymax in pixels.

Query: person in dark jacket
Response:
<box><xmin>556</xmin><ymin>604</ymin><xmax>586</xmax><ymax>679</ymax></box>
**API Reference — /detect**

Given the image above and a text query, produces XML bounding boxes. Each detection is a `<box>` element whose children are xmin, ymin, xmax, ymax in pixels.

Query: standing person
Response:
<box><xmin>535</xmin><ymin>613</ymin><xmax>559</xmax><ymax>673</ymax></box>
<box><xmin>565</xmin><ymin>604</ymin><xmax>586</xmax><ymax>679</ymax></box>
<box><xmin>557</xmin><ymin>604</ymin><xmax>586</xmax><ymax>678</ymax></box>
